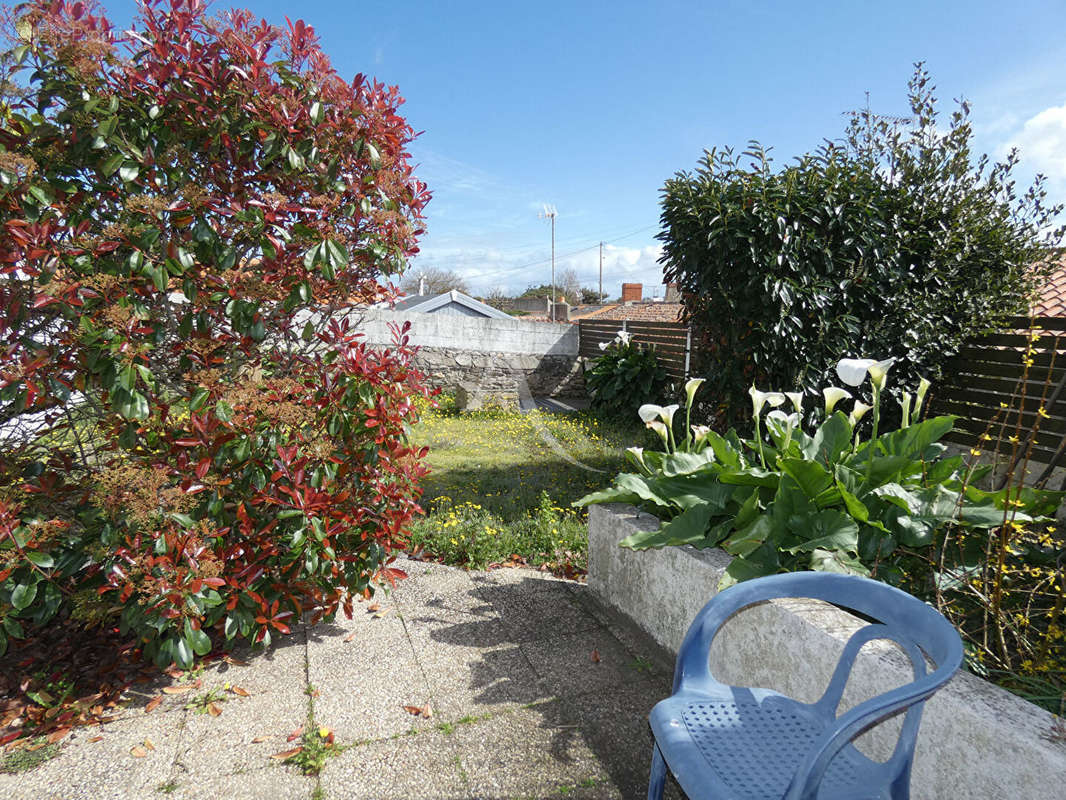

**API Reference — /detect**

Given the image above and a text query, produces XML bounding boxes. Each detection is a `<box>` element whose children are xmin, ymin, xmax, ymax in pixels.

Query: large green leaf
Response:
<box><xmin>779</xmin><ymin>458</ymin><xmax>833</xmax><ymax>499</ymax></box>
<box><xmin>722</xmin><ymin>515</ymin><xmax>777</xmax><ymax>557</ymax></box>
<box><xmin>658</xmin><ymin>450</ymin><xmax>719</xmax><ymax>477</ymax></box>
<box><xmin>802</xmin><ymin>412</ymin><xmax>852</xmax><ymax>466</ymax></box>
<box><xmin>786</xmin><ymin>509</ymin><xmax>859</xmax><ymax>554</ymax></box>
<box><xmin>809</xmin><ymin>547</ymin><xmax>870</xmax><ymax>576</ymax></box>
<box><xmin>875</xmin><ymin>415</ymin><xmax>957</xmax><ymax>459</ymax></box>
<box><xmin>619</xmin><ymin>503</ymin><xmax>716</xmax><ymax>550</ymax></box>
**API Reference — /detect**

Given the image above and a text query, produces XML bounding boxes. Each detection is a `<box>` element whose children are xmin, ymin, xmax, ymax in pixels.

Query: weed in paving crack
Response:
<box><xmin>0</xmin><ymin>739</ymin><xmax>60</xmax><ymax>773</ymax></box>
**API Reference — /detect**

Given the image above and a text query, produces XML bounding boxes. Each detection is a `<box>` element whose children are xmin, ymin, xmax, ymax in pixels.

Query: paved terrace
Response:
<box><xmin>0</xmin><ymin>558</ymin><xmax>686</xmax><ymax>799</ymax></box>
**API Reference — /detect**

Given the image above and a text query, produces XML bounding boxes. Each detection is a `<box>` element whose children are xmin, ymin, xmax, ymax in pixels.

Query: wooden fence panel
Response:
<box><xmin>930</xmin><ymin>318</ymin><xmax>1066</xmax><ymax>468</ymax></box>
<box><xmin>578</xmin><ymin>319</ymin><xmax>691</xmax><ymax>379</ymax></box>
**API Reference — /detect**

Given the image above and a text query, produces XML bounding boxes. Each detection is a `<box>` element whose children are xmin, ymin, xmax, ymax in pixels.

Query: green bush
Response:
<box><xmin>584</xmin><ymin>331</ymin><xmax>669</xmax><ymax>418</ymax></box>
<box><xmin>658</xmin><ymin>64</ymin><xmax>1063</xmax><ymax>428</ymax></box>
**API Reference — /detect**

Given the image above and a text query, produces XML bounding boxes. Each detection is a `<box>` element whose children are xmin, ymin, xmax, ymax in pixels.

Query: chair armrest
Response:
<box><xmin>673</xmin><ymin>578</ymin><xmax>787</xmax><ymax>692</ymax></box>
<box><xmin>812</xmin><ymin>623</ymin><xmax>926</xmax><ymax>718</ymax></box>
<box><xmin>783</xmin><ymin>667</ymin><xmax>958</xmax><ymax>800</ymax></box>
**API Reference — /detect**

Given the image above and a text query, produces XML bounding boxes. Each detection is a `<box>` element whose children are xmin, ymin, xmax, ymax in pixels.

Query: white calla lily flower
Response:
<box><xmin>659</xmin><ymin>404</ymin><xmax>680</xmax><ymax>427</ymax></box>
<box><xmin>598</xmin><ymin>341</ymin><xmax>608</xmax><ymax>351</ymax></box>
<box><xmin>914</xmin><ymin>376</ymin><xmax>931</xmax><ymax>420</ymax></box>
<box><xmin>637</xmin><ymin>404</ymin><xmax>662</xmax><ymax>424</ymax></box>
<box><xmin>749</xmin><ymin>386</ymin><xmax>786</xmax><ymax>416</ymax></box>
<box><xmin>785</xmin><ymin>391</ymin><xmax>804</xmax><ymax>413</ymax></box>
<box><xmin>848</xmin><ymin>400</ymin><xmax>872</xmax><ymax>426</ymax></box>
<box><xmin>867</xmin><ymin>358</ymin><xmax>895</xmax><ymax>391</ymax></box>
<box><xmin>900</xmin><ymin>391</ymin><xmax>913</xmax><ymax>428</ymax></box>
<box><xmin>822</xmin><ymin>386</ymin><xmax>852</xmax><ymax>414</ymax></box>
<box><xmin>835</xmin><ymin>357</ymin><xmax>895</xmax><ymax>388</ymax></box>
<box><xmin>690</xmin><ymin>424</ymin><xmax>710</xmax><ymax>445</ymax></box>
<box><xmin>684</xmin><ymin>378</ymin><xmax>705</xmax><ymax>408</ymax></box>
<box><xmin>625</xmin><ymin>446</ymin><xmax>648</xmax><ymax>471</ymax></box>
<box><xmin>616</xmin><ymin>330</ymin><xmax>632</xmax><ymax>346</ymax></box>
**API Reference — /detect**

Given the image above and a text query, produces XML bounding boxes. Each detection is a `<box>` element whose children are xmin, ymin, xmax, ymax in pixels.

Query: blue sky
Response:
<box><xmin>103</xmin><ymin>1</ymin><xmax>1066</xmax><ymax>297</ymax></box>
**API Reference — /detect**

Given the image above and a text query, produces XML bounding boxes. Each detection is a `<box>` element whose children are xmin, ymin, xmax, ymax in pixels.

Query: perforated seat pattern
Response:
<box><xmin>680</xmin><ymin>700</ymin><xmax>870</xmax><ymax>800</ymax></box>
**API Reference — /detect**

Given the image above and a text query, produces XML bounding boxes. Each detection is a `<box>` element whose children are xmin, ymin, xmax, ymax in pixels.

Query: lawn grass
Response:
<box><xmin>406</xmin><ymin>400</ymin><xmax>642</xmax><ymax>572</ymax></box>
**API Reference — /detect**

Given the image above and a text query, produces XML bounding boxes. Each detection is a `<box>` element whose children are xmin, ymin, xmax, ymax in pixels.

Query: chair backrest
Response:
<box><xmin>678</xmin><ymin>572</ymin><xmax>963</xmax><ymax>693</ymax></box>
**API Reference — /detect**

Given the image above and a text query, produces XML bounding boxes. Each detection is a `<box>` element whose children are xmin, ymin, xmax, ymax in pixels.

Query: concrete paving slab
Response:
<box><xmin>470</xmin><ymin>566</ymin><xmax>575</xmax><ymax>593</ymax></box>
<box><xmin>165</xmin><ymin>766</ymin><xmax>316</xmax><ymax>800</ymax></box>
<box><xmin>307</xmin><ymin>604</ymin><xmax>435</xmax><ymax>742</ymax></box>
<box><xmin>416</xmin><ymin>640</ymin><xmax>550</xmax><ymax>719</ymax></box>
<box><xmin>320</xmin><ymin>728</ymin><xmax>468</xmax><ymax>800</ymax></box>
<box><xmin>452</xmin><ymin>703</ymin><xmax>611</xmax><ymax>800</ymax></box>
<box><xmin>521</xmin><ymin>628</ymin><xmax>646</xmax><ymax>700</ymax></box>
<box><xmin>0</xmin><ymin>708</ymin><xmax>187</xmax><ymax>800</ymax></box>
<box><xmin>172</xmin><ymin>690</ymin><xmax>309</xmax><ymax>778</ymax></box>
<box><xmin>478</xmin><ymin>583</ymin><xmax>601</xmax><ymax>644</ymax></box>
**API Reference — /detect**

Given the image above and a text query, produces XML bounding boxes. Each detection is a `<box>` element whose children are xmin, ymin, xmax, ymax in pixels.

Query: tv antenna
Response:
<box><xmin>539</xmin><ymin>204</ymin><xmax>557</xmax><ymax>321</ymax></box>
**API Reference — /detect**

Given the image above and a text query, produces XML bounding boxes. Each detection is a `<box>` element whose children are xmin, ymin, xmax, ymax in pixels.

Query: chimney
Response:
<box><xmin>621</xmin><ymin>283</ymin><xmax>643</xmax><ymax>303</ymax></box>
<box><xmin>665</xmin><ymin>282</ymin><xmax>679</xmax><ymax>303</ymax></box>
<box><xmin>418</xmin><ymin>275</ymin><xmax>426</xmax><ymax>296</ymax></box>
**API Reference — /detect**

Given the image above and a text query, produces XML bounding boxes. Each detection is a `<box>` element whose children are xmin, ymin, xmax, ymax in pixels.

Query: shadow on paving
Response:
<box><xmin>396</xmin><ymin>570</ymin><xmax>686</xmax><ymax>799</ymax></box>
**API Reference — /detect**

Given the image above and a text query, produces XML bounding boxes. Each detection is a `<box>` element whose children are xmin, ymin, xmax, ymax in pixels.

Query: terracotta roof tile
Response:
<box><xmin>575</xmin><ymin>302</ymin><xmax>684</xmax><ymax>323</ymax></box>
<box><xmin>1033</xmin><ymin>259</ymin><xmax>1066</xmax><ymax>317</ymax></box>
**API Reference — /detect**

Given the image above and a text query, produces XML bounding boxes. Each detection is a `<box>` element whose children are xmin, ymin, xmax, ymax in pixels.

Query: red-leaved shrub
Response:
<box><xmin>0</xmin><ymin>0</ymin><xmax>430</xmax><ymax>668</ymax></box>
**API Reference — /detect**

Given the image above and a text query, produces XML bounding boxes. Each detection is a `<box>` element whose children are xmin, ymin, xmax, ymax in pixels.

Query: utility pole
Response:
<box><xmin>598</xmin><ymin>242</ymin><xmax>603</xmax><ymax>303</ymax></box>
<box><xmin>539</xmin><ymin>204</ymin><xmax>557</xmax><ymax>321</ymax></box>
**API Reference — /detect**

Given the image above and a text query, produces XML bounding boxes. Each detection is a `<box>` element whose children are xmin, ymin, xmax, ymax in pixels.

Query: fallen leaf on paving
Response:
<box><xmin>403</xmin><ymin>703</ymin><xmax>432</xmax><ymax>718</ymax></box>
<box><xmin>366</xmin><ymin>603</ymin><xmax>380</xmax><ymax>613</ymax></box>
<box><xmin>286</xmin><ymin>725</ymin><xmax>304</xmax><ymax>742</ymax></box>
<box><xmin>591</xmin><ymin>649</ymin><xmax>601</xmax><ymax>663</ymax></box>
<box><xmin>145</xmin><ymin>695</ymin><xmax>164</xmax><ymax>713</ymax></box>
<box><xmin>372</xmin><ymin>608</ymin><xmax>391</xmax><ymax>618</ymax></box>
<box><xmin>207</xmin><ymin>702</ymin><xmax>223</xmax><ymax>717</ymax></box>
<box><xmin>271</xmin><ymin>747</ymin><xmax>302</xmax><ymax>760</ymax></box>
<box><xmin>162</xmin><ymin>685</ymin><xmax>194</xmax><ymax>695</ymax></box>
<box><xmin>144</xmin><ymin>738</ymin><xmax>155</xmax><ymax>751</ymax></box>
<box><xmin>46</xmin><ymin>727</ymin><xmax>71</xmax><ymax>744</ymax></box>
<box><xmin>88</xmin><ymin>736</ymin><xmax>104</xmax><ymax>743</ymax></box>
<box><xmin>229</xmin><ymin>686</ymin><xmax>251</xmax><ymax>697</ymax></box>
<box><xmin>130</xmin><ymin>745</ymin><xmax>147</xmax><ymax>758</ymax></box>
<box><xmin>251</xmin><ymin>736</ymin><xmax>267</xmax><ymax>743</ymax></box>
<box><xmin>223</xmin><ymin>655</ymin><xmax>250</xmax><ymax>667</ymax></box>
<box><xmin>343</xmin><ymin>632</ymin><xmax>357</xmax><ymax>643</ymax></box>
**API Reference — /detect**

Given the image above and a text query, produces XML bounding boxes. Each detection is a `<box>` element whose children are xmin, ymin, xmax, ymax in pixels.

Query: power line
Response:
<box><xmin>427</xmin><ymin>224</ymin><xmax>658</xmax><ymax>285</ymax></box>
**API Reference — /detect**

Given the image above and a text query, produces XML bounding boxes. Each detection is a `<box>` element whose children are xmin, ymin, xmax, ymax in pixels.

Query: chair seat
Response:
<box><xmin>650</xmin><ymin>691</ymin><xmax>886</xmax><ymax>800</ymax></box>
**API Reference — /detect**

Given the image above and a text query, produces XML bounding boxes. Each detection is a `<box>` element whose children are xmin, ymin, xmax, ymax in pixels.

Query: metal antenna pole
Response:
<box><xmin>539</xmin><ymin>204</ymin><xmax>558</xmax><ymax>321</ymax></box>
<box><xmin>599</xmin><ymin>241</ymin><xmax>603</xmax><ymax>303</ymax></box>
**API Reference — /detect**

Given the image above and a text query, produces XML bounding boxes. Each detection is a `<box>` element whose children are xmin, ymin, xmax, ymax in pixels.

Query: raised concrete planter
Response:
<box><xmin>588</xmin><ymin>503</ymin><xmax>1066</xmax><ymax>800</ymax></box>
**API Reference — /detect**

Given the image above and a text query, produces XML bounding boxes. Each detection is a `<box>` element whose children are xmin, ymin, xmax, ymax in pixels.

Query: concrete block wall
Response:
<box><xmin>587</xmin><ymin>503</ymin><xmax>1066</xmax><ymax>800</ymax></box>
<box><xmin>350</xmin><ymin>308</ymin><xmax>584</xmax><ymax>399</ymax></box>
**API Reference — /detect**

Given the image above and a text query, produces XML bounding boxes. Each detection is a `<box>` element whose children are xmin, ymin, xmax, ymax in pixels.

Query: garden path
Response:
<box><xmin>0</xmin><ymin>558</ymin><xmax>684</xmax><ymax>799</ymax></box>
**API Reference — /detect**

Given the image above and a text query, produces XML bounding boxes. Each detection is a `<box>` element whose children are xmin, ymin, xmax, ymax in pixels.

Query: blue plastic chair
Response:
<box><xmin>647</xmin><ymin>572</ymin><xmax>963</xmax><ymax>800</ymax></box>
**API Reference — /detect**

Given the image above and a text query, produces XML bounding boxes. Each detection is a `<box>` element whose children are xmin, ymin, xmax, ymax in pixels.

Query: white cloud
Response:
<box><xmin>414</xmin><ymin>242</ymin><xmax>664</xmax><ymax>297</ymax></box>
<box><xmin>1002</xmin><ymin>103</ymin><xmax>1066</xmax><ymax>195</ymax></box>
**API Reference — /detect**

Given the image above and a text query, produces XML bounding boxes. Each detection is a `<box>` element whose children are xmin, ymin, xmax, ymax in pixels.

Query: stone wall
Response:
<box><xmin>413</xmin><ymin>346</ymin><xmax>585</xmax><ymax>403</ymax></box>
<box><xmin>348</xmin><ymin>308</ymin><xmax>585</xmax><ymax>402</ymax></box>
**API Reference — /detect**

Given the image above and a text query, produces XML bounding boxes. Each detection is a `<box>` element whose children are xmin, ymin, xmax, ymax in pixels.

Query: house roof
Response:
<box><xmin>1033</xmin><ymin>258</ymin><xmax>1066</xmax><ymax>317</ymax></box>
<box><xmin>388</xmin><ymin>289</ymin><xmax>513</xmax><ymax>319</ymax></box>
<box><xmin>571</xmin><ymin>302</ymin><xmax>684</xmax><ymax>323</ymax></box>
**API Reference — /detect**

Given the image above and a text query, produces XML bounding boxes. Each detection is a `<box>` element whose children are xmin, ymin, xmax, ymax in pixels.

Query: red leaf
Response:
<box><xmin>271</xmin><ymin>746</ymin><xmax>302</xmax><ymax>760</ymax></box>
<box><xmin>144</xmin><ymin>695</ymin><xmax>164</xmax><ymax>713</ymax></box>
<box><xmin>286</xmin><ymin>725</ymin><xmax>303</xmax><ymax>742</ymax></box>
